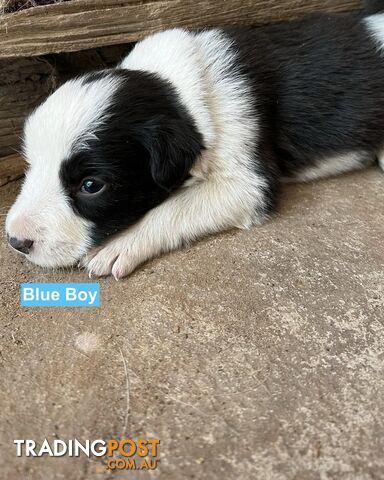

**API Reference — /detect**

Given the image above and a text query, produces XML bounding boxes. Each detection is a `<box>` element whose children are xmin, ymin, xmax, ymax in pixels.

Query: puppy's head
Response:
<box><xmin>6</xmin><ymin>69</ymin><xmax>203</xmax><ymax>267</ymax></box>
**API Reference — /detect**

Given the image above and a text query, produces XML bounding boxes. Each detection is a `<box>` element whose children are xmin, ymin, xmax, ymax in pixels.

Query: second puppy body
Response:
<box><xmin>5</xmin><ymin>5</ymin><xmax>384</xmax><ymax>278</ymax></box>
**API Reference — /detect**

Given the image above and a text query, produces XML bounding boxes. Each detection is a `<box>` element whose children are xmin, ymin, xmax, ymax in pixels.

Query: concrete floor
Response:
<box><xmin>0</xmin><ymin>169</ymin><xmax>383</xmax><ymax>480</ymax></box>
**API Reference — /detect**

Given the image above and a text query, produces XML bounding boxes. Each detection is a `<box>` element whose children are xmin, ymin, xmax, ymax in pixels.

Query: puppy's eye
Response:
<box><xmin>79</xmin><ymin>178</ymin><xmax>106</xmax><ymax>195</ymax></box>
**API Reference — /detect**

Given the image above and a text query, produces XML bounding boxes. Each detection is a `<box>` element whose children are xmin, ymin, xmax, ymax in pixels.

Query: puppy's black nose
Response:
<box><xmin>9</xmin><ymin>237</ymin><xmax>34</xmax><ymax>254</ymax></box>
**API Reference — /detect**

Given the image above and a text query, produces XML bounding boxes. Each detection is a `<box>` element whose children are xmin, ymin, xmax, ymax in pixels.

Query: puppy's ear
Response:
<box><xmin>139</xmin><ymin>116</ymin><xmax>203</xmax><ymax>191</ymax></box>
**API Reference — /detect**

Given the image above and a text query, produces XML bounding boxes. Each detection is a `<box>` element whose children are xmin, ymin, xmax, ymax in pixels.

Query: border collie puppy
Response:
<box><xmin>5</xmin><ymin>2</ymin><xmax>384</xmax><ymax>279</ymax></box>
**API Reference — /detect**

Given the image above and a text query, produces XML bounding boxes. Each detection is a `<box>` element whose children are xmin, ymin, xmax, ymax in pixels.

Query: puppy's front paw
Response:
<box><xmin>81</xmin><ymin>239</ymin><xmax>141</xmax><ymax>280</ymax></box>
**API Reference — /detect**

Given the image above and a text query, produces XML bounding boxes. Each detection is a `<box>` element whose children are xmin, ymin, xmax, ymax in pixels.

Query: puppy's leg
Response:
<box><xmin>83</xmin><ymin>175</ymin><xmax>271</xmax><ymax>279</ymax></box>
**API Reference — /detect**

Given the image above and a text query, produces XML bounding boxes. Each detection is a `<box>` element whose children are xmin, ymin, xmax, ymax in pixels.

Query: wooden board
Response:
<box><xmin>0</xmin><ymin>0</ymin><xmax>361</xmax><ymax>58</ymax></box>
<box><xmin>0</xmin><ymin>57</ymin><xmax>57</xmax><ymax>157</ymax></box>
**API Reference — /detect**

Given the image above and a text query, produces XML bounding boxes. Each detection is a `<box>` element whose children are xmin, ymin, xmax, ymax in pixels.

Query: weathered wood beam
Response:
<box><xmin>0</xmin><ymin>57</ymin><xmax>57</xmax><ymax>157</ymax></box>
<box><xmin>0</xmin><ymin>0</ymin><xmax>361</xmax><ymax>58</ymax></box>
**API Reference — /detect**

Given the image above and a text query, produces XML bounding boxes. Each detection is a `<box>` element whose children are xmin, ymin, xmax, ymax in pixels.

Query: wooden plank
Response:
<box><xmin>0</xmin><ymin>0</ymin><xmax>361</xmax><ymax>58</ymax></box>
<box><xmin>0</xmin><ymin>154</ymin><xmax>25</xmax><ymax>186</ymax></box>
<box><xmin>0</xmin><ymin>57</ymin><xmax>57</xmax><ymax>157</ymax></box>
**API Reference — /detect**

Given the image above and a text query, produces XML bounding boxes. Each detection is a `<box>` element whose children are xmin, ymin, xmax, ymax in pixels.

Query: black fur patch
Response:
<box><xmin>60</xmin><ymin>69</ymin><xmax>204</xmax><ymax>245</ymax></box>
<box><xmin>227</xmin><ymin>11</ymin><xmax>384</xmax><ymax>178</ymax></box>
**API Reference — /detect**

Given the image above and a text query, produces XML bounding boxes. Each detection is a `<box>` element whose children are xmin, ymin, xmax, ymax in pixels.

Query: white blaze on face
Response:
<box><xmin>6</xmin><ymin>161</ymin><xmax>91</xmax><ymax>267</ymax></box>
<box><xmin>5</xmin><ymin>74</ymin><xmax>121</xmax><ymax>267</ymax></box>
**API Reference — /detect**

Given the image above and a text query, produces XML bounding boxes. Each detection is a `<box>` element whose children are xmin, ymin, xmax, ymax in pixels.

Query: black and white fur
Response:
<box><xmin>6</xmin><ymin>2</ymin><xmax>384</xmax><ymax>278</ymax></box>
